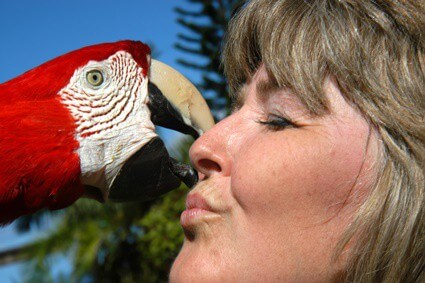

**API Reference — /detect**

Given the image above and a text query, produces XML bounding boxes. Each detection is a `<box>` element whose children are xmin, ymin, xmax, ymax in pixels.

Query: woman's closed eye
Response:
<box><xmin>257</xmin><ymin>114</ymin><xmax>295</xmax><ymax>131</ymax></box>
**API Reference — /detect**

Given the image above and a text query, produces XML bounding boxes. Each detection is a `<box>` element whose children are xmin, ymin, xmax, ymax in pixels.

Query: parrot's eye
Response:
<box><xmin>86</xmin><ymin>70</ymin><xmax>104</xmax><ymax>87</ymax></box>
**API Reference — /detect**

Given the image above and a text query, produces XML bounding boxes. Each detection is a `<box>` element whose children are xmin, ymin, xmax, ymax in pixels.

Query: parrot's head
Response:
<box><xmin>37</xmin><ymin>40</ymin><xmax>214</xmax><ymax>203</ymax></box>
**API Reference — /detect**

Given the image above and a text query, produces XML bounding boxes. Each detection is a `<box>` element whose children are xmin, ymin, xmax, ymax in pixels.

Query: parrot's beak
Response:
<box><xmin>108</xmin><ymin>59</ymin><xmax>214</xmax><ymax>202</ymax></box>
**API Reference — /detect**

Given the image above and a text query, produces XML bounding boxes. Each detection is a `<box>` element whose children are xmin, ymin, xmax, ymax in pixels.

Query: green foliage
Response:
<box><xmin>18</xmin><ymin>186</ymin><xmax>188</xmax><ymax>283</ymax></box>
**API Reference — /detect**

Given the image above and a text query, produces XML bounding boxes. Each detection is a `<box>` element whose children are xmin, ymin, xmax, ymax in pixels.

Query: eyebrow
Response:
<box><xmin>255</xmin><ymin>78</ymin><xmax>280</xmax><ymax>101</ymax></box>
<box><xmin>230</xmin><ymin>77</ymin><xmax>281</xmax><ymax>113</ymax></box>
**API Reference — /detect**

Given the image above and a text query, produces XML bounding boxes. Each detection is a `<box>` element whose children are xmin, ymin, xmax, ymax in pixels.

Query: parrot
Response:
<box><xmin>0</xmin><ymin>40</ymin><xmax>214</xmax><ymax>224</ymax></box>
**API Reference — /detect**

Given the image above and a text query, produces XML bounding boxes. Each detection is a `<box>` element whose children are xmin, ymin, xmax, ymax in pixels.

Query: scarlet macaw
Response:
<box><xmin>0</xmin><ymin>40</ymin><xmax>214</xmax><ymax>224</ymax></box>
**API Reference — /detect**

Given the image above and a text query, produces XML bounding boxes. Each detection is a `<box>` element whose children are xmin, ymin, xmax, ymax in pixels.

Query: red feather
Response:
<box><xmin>0</xmin><ymin>99</ymin><xmax>82</xmax><ymax>223</ymax></box>
<box><xmin>0</xmin><ymin>40</ymin><xmax>151</xmax><ymax>224</ymax></box>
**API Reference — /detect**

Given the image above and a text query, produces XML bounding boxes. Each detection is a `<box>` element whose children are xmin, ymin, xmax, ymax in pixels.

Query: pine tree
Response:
<box><xmin>175</xmin><ymin>0</ymin><xmax>246</xmax><ymax>120</ymax></box>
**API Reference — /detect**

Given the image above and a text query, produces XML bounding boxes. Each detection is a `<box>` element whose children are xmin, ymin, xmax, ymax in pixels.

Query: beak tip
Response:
<box><xmin>169</xmin><ymin>158</ymin><xmax>199</xmax><ymax>189</ymax></box>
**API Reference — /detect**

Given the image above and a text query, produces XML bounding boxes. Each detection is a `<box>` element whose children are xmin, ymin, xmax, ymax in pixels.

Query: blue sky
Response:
<box><xmin>0</xmin><ymin>0</ymin><xmax>205</xmax><ymax>281</ymax></box>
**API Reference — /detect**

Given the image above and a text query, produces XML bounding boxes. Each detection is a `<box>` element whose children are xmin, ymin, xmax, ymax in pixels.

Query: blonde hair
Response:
<box><xmin>223</xmin><ymin>0</ymin><xmax>424</xmax><ymax>282</ymax></box>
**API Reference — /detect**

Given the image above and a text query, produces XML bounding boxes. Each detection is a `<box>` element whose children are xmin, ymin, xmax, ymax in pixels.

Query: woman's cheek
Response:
<box><xmin>230</xmin><ymin>135</ymin><xmax>301</xmax><ymax>215</ymax></box>
<box><xmin>230</xmin><ymin>130</ymin><xmax>369</xmax><ymax>224</ymax></box>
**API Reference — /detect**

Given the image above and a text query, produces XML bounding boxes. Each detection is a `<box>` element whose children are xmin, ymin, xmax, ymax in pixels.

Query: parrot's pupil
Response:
<box><xmin>93</xmin><ymin>75</ymin><xmax>98</xmax><ymax>81</ymax></box>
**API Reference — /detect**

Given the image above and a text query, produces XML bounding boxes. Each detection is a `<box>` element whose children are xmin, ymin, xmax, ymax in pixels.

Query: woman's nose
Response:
<box><xmin>189</xmin><ymin>117</ymin><xmax>233</xmax><ymax>180</ymax></box>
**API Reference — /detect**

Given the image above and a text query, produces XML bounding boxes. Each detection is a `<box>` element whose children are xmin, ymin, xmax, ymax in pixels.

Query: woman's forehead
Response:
<box><xmin>231</xmin><ymin>66</ymin><xmax>310</xmax><ymax>114</ymax></box>
<box><xmin>231</xmin><ymin>66</ymin><xmax>275</xmax><ymax>108</ymax></box>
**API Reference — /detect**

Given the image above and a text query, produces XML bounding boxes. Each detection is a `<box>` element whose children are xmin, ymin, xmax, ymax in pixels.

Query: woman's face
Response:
<box><xmin>170</xmin><ymin>66</ymin><xmax>379</xmax><ymax>282</ymax></box>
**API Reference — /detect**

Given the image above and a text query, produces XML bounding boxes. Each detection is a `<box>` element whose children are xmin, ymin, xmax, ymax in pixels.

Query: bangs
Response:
<box><xmin>223</xmin><ymin>0</ymin><xmax>333</xmax><ymax>115</ymax></box>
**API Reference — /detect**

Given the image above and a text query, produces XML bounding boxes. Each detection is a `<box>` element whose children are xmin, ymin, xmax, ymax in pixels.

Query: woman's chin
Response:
<box><xmin>170</xmin><ymin>241</ymin><xmax>207</xmax><ymax>280</ymax></box>
<box><xmin>170</xmin><ymin>240</ymin><xmax>235</xmax><ymax>283</ymax></box>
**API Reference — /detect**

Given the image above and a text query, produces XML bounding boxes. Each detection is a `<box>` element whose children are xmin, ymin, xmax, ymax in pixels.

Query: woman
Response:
<box><xmin>170</xmin><ymin>0</ymin><xmax>424</xmax><ymax>282</ymax></box>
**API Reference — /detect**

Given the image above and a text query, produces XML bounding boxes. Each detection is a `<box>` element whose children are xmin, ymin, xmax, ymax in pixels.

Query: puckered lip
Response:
<box><xmin>185</xmin><ymin>192</ymin><xmax>215</xmax><ymax>212</ymax></box>
<box><xmin>180</xmin><ymin>190</ymin><xmax>224</xmax><ymax>233</ymax></box>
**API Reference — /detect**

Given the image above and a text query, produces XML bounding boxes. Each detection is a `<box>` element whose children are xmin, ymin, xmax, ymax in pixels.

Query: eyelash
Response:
<box><xmin>257</xmin><ymin>114</ymin><xmax>294</xmax><ymax>130</ymax></box>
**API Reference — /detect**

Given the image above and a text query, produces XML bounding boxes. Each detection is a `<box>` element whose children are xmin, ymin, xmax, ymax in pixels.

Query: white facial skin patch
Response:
<box><xmin>59</xmin><ymin>51</ymin><xmax>157</xmax><ymax>195</ymax></box>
